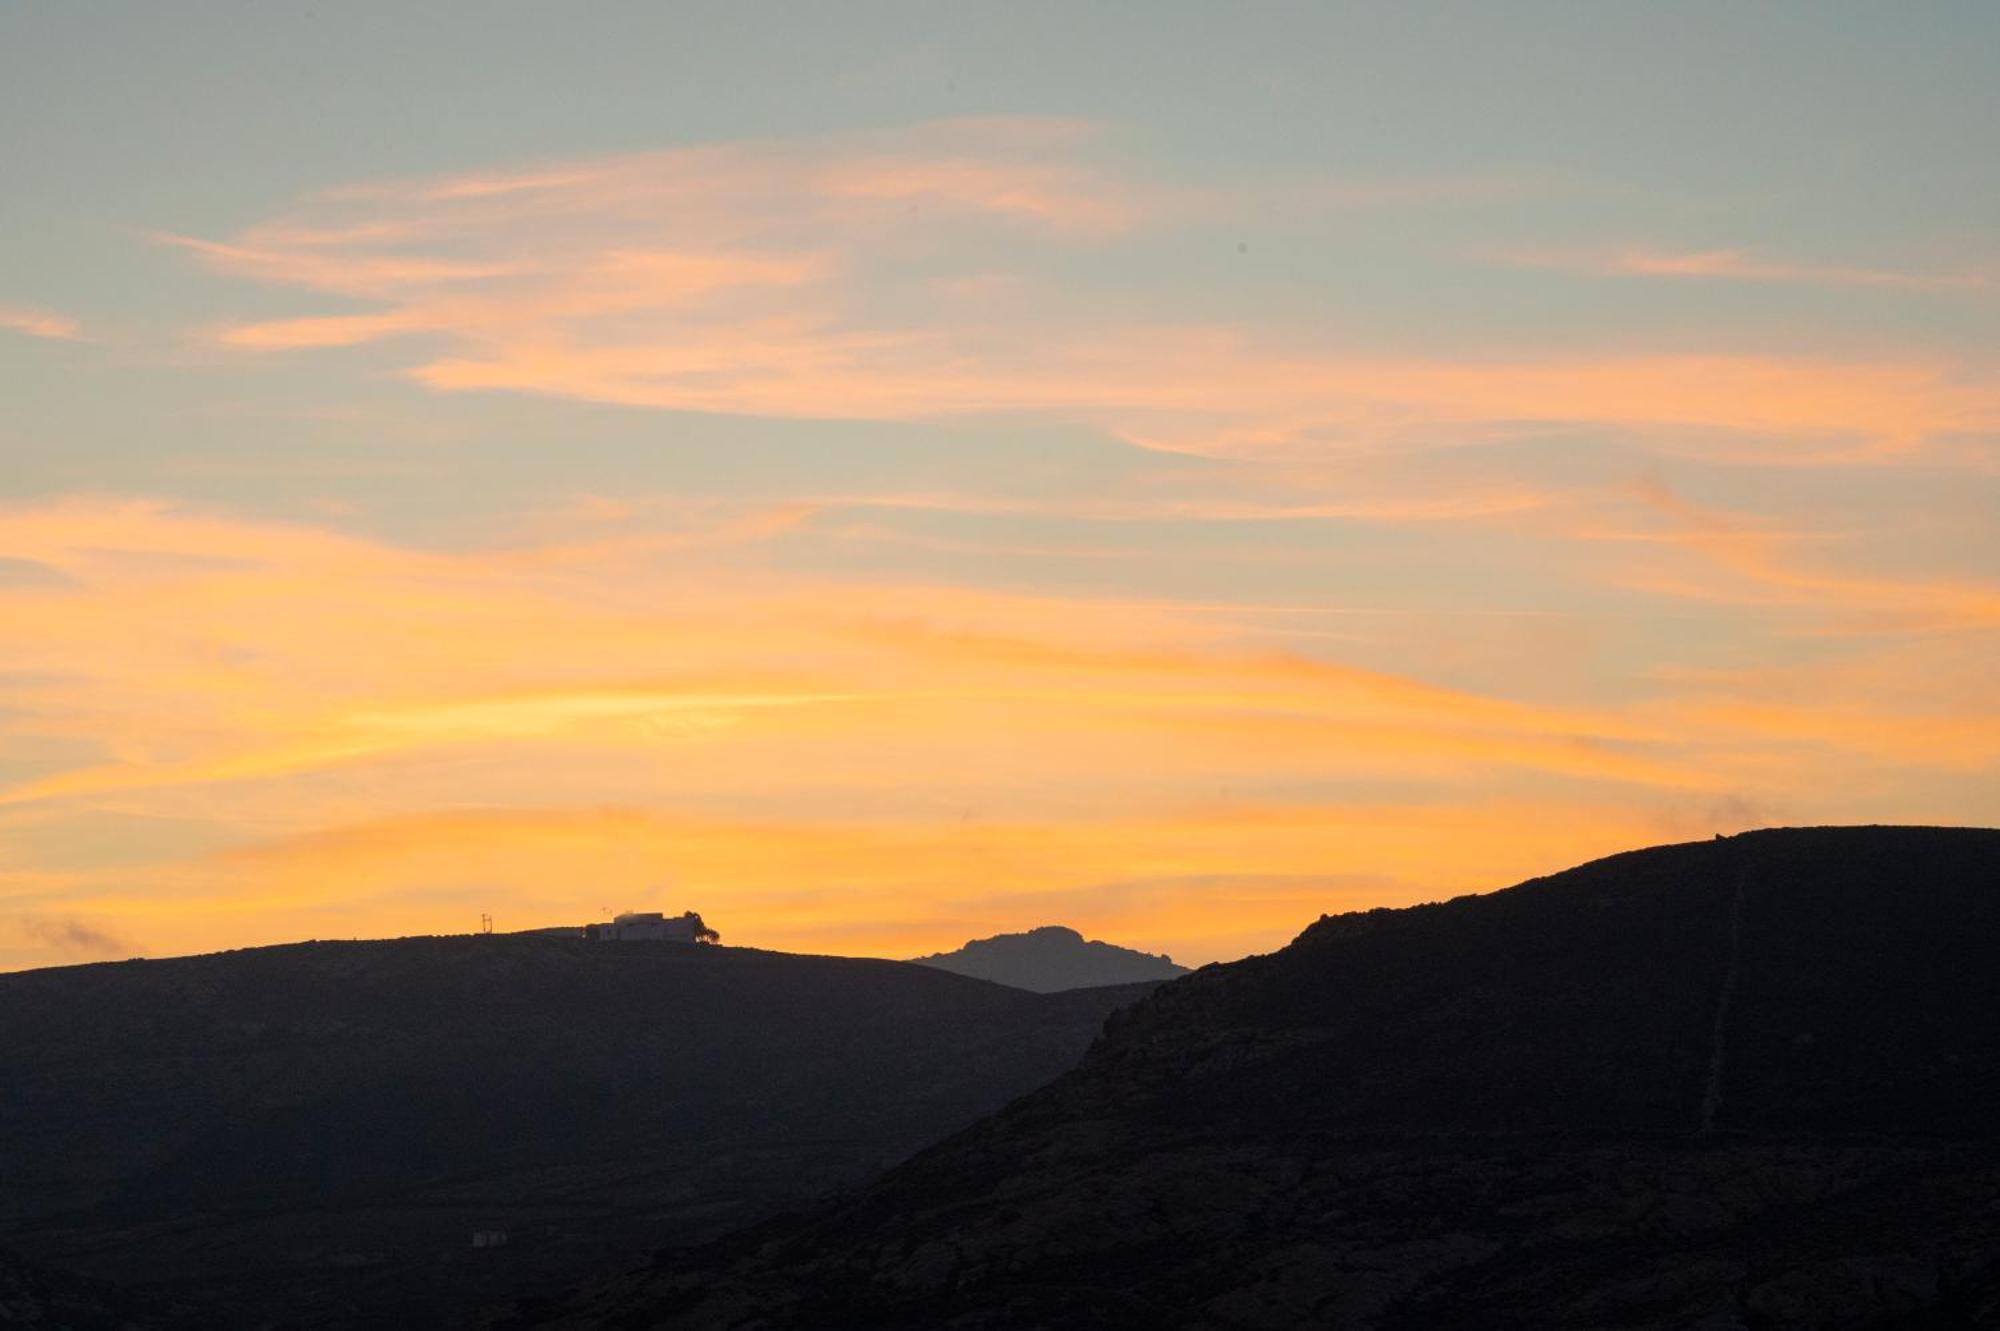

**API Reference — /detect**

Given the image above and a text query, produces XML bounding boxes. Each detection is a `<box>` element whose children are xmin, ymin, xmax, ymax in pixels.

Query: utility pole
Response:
<box><xmin>479</xmin><ymin>913</ymin><xmax>493</xmax><ymax>935</ymax></box>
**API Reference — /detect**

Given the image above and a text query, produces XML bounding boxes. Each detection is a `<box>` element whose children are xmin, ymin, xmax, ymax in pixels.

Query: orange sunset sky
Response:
<box><xmin>1</xmin><ymin>5</ymin><xmax>1995</xmax><ymax>971</ymax></box>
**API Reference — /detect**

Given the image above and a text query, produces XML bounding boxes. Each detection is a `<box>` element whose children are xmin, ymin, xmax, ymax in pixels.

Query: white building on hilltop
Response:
<box><xmin>584</xmin><ymin>910</ymin><xmax>720</xmax><ymax>944</ymax></box>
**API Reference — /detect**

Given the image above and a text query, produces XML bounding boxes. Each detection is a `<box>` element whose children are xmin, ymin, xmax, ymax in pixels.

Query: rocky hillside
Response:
<box><xmin>525</xmin><ymin>826</ymin><xmax>2000</xmax><ymax>1329</ymax></box>
<box><xmin>912</xmin><ymin>925</ymin><xmax>1190</xmax><ymax>993</ymax></box>
<box><xmin>0</xmin><ymin>935</ymin><xmax>1160</xmax><ymax>1328</ymax></box>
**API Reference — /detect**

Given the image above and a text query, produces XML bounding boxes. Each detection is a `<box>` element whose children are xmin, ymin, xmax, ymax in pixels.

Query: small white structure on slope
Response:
<box><xmin>585</xmin><ymin>910</ymin><xmax>720</xmax><ymax>944</ymax></box>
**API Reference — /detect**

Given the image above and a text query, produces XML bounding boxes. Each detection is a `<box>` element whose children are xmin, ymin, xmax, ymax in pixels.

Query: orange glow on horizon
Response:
<box><xmin>2</xmin><ymin>495</ymin><xmax>1990</xmax><ymax>971</ymax></box>
<box><xmin>3</xmin><ymin>110</ymin><xmax>1993</xmax><ymax>973</ymax></box>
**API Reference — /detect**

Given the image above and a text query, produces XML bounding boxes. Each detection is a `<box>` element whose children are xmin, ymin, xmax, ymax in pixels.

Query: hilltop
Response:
<box><xmin>911</xmin><ymin>924</ymin><xmax>1190</xmax><ymax>993</ymax></box>
<box><xmin>528</xmin><ymin>826</ymin><xmax>2000</xmax><ymax>1329</ymax></box>
<box><xmin>0</xmin><ymin>933</ymin><xmax>1162</xmax><ymax>1327</ymax></box>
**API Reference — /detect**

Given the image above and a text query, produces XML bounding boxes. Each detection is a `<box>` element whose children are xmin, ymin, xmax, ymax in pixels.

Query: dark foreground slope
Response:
<box><xmin>530</xmin><ymin>826</ymin><xmax>2000</xmax><ymax>1330</ymax></box>
<box><xmin>912</xmin><ymin>925</ymin><xmax>1191</xmax><ymax>993</ymax></box>
<box><xmin>0</xmin><ymin>1245</ymin><xmax>159</xmax><ymax>1329</ymax></box>
<box><xmin>0</xmin><ymin>935</ymin><xmax>1157</xmax><ymax>1328</ymax></box>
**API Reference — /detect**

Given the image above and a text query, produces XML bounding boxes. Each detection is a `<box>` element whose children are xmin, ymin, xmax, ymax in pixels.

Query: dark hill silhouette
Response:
<box><xmin>0</xmin><ymin>934</ymin><xmax>1161</xmax><ymax>1328</ymax></box>
<box><xmin>911</xmin><ymin>924</ymin><xmax>1190</xmax><ymax>993</ymax></box>
<box><xmin>0</xmin><ymin>1245</ymin><xmax>156</xmax><ymax>1328</ymax></box>
<box><xmin>524</xmin><ymin>826</ymin><xmax>2000</xmax><ymax>1330</ymax></box>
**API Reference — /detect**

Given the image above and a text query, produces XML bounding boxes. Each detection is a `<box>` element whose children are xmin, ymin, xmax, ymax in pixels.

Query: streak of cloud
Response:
<box><xmin>0</xmin><ymin>306</ymin><xmax>82</xmax><ymax>341</ymax></box>
<box><xmin>1593</xmin><ymin>479</ymin><xmax>2000</xmax><ymax>632</ymax></box>
<box><xmin>1509</xmin><ymin>246</ymin><xmax>1995</xmax><ymax>293</ymax></box>
<box><xmin>0</xmin><ymin>490</ymin><xmax>1988</xmax><ymax>969</ymax></box>
<box><xmin>11</xmin><ymin>914</ymin><xmax>137</xmax><ymax>959</ymax></box>
<box><xmin>166</xmin><ymin>123</ymin><xmax>2000</xmax><ymax>464</ymax></box>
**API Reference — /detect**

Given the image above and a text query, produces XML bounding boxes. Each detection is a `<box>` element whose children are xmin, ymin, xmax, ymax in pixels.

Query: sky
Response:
<box><xmin>0</xmin><ymin>2</ymin><xmax>1995</xmax><ymax>972</ymax></box>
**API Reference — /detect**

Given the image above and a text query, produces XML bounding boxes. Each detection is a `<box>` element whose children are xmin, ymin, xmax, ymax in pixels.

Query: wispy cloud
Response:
<box><xmin>0</xmin><ymin>494</ymin><xmax>1987</xmax><ymax>969</ymax></box>
<box><xmin>10</xmin><ymin>913</ymin><xmax>137</xmax><ymax>959</ymax></box>
<box><xmin>0</xmin><ymin>498</ymin><xmax>1977</xmax><ymax>800</ymax></box>
<box><xmin>0</xmin><ymin>305</ymin><xmax>83</xmax><ymax>341</ymax></box>
<box><xmin>1588</xmin><ymin>478</ymin><xmax>2000</xmax><ymax>633</ymax></box>
<box><xmin>1508</xmin><ymin>246</ymin><xmax>1995</xmax><ymax>293</ymax></box>
<box><xmin>164</xmin><ymin>123</ymin><xmax>2000</xmax><ymax>464</ymax></box>
<box><xmin>783</xmin><ymin>486</ymin><xmax>1560</xmax><ymax>525</ymax></box>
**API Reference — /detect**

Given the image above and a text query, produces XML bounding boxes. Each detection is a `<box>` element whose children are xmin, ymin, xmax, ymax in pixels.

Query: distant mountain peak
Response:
<box><xmin>912</xmin><ymin>924</ymin><xmax>1190</xmax><ymax>993</ymax></box>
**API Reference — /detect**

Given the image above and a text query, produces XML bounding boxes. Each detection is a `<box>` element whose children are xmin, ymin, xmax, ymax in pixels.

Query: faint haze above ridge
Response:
<box><xmin>0</xmin><ymin>2</ymin><xmax>1995</xmax><ymax>972</ymax></box>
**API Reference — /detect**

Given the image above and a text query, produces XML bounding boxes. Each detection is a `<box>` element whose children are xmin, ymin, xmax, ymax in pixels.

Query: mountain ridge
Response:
<box><xmin>524</xmin><ymin>825</ymin><xmax>2000</xmax><ymax>1329</ymax></box>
